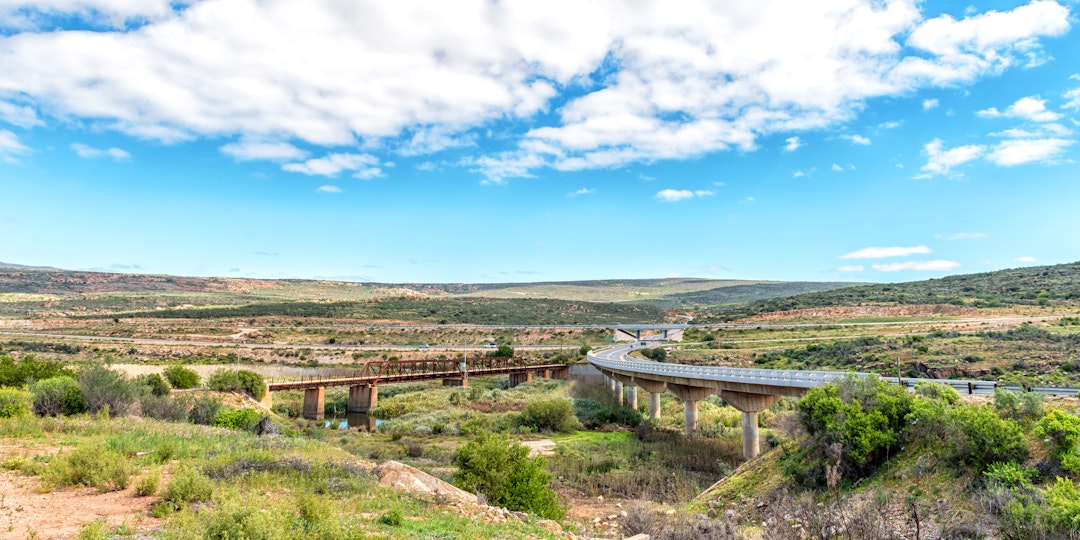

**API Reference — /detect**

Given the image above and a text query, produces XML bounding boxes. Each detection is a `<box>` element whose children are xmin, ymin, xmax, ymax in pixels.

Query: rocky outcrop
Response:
<box><xmin>374</xmin><ymin>460</ymin><xmax>478</xmax><ymax>505</ymax></box>
<box><xmin>912</xmin><ymin>362</ymin><xmax>992</xmax><ymax>380</ymax></box>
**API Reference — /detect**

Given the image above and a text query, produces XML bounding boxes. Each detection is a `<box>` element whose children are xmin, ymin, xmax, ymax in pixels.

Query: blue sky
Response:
<box><xmin>1</xmin><ymin>0</ymin><xmax>1078</xmax><ymax>284</ymax></box>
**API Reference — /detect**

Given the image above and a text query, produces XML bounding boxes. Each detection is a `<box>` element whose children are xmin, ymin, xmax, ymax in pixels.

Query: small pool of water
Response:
<box><xmin>324</xmin><ymin>413</ymin><xmax>384</xmax><ymax>431</ymax></box>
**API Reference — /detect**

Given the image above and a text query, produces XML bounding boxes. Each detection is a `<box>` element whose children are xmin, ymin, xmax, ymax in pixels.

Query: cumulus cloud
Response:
<box><xmin>838</xmin><ymin>265</ymin><xmax>865</xmax><ymax>272</ymax></box>
<box><xmin>567</xmin><ymin>187</ymin><xmax>595</xmax><ymax>197</ymax></box>
<box><xmin>922</xmin><ymin>99</ymin><xmax>939</xmax><ymax>110</ymax></box>
<box><xmin>316</xmin><ymin>184</ymin><xmax>342</xmax><ymax>193</ymax></box>
<box><xmin>0</xmin><ymin>0</ymin><xmax>1067</xmax><ymax>181</ymax></box>
<box><xmin>1015</xmin><ymin>256</ymin><xmax>1037</xmax><ymax>263</ymax></box>
<box><xmin>844</xmin><ymin>134</ymin><xmax>872</xmax><ymax>145</ymax></box>
<box><xmin>872</xmin><ymin>260</ymin><xmax>961</xmax><ymax>272</ymax></box>
<box><xmin>784</xmin><ymin>137</ymin><xmax>802</xmax><ymax>152</ymax></box>
<box><xmin>0</xmin><ymin>129</ymin><xmax>30</xmax><ymax>161</ymax></box>
<box><xmin>987</xmin><ymin>138</ymin><xmax>1073</xmax><ymax>165</ymax></box>
<box><xmin>655</xmin><ymin>189</ymin><xmax>713</xmax><ymax>202</ymax></box>
<box><xmin>935</xmin><ymin>232</ymin><xmax>987</xmax><ymax>240</ymax></box>
<box><xmin>977</xmin><ymin>96</ymin><xmax>1062</xmax><ymax>122</ymax></box>
<box><xmin>71</xmin><ymin>142</ymin><xmax>130</xmax><ymax>160</ymax></box>
<box><xmin>841</xmin><ymin>245</ymin><xmax>932</xmax><ymax>259</ymax></box>
<box><xmin>831</xmin><ymin>163</ymin><xmax>844</xmax><ymax>171</ymax></box>
<box><xmin>0</xmin><ymin>101</ymin><xmax>43</xmax><ymax>128</ymax></box>
<box><xmin>283</xmin><ymin>153</ymin><xmax>383</xmax><ymax>178</ymax></box>
<box><xmin>221</xmin><ymin>140</ymin><xmax>308</xmax><ymax>162</ymax></box>
<box><xmin>917</xmin><ymin>138</ymin><xmax>985</xmax><ymax>178</ymax></box>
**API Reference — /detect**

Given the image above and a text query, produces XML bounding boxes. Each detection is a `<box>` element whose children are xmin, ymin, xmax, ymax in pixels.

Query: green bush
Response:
<box><xmin>137</xmin><ymin>373</ymin><xmax>171</xmax><ymax>397</ymax></box>
<box><xmin>213</xmin><ymin>408</ymin><xmax>264</xmax><ymax>431</ymax></box>
<box><xmin>163</xmin><ymin>365</ymin><xmax>200</xmax><ymax>390</ymax></box>
<box><xmin>188</xmin><ymin>395</ymin><xmax>224</xmax><ymax>425</ymax></box>
<box><xmin>78</xmin><ymin>365</ymin><xmax>138</xmax><ymax>417</ymax></box>
<box><xmin>378</xmin><ymin>507</ymin><xmax>404</xmax><ymax>527</ymax></box>
<box><xmin>0</xmin><ymin>388</ymin><xmax>32</xmax><ymax>418</ymax></box>
<box><xmin>639</xmin><ymin>348</ymin><xmax>667</xmax><ymax>362</ymax></box>
<box><xmin>31</xmin><ymin>376</ymin><xmax>84</xmax><ymax>416</ymax></box>
<box><xmin>984</xmin><ymin>462</ymin><xmax>1036</xmax><ymax>490</ymax></box>
<box><xmin>913</xmin><ymin>381</ymin><xmax>959</xmax><ymax>405</ymax></box>
<box><xmin>519</xmin><ymin>399</ymin><xmax>579</xmax><ymax>433</ymax></box>
<box><xmin>203</xmin><ymin>501</ymin><xmax>272</xmax><ymax>539</ymax></box>
<box><xmin>947</xmin><ymin>405</ymin><xmax>1028</xmax><ymax>473</ymax></box>
<box><xmin>140</xmin><ymin>395</ymin><xmax>190</xmax><ymax>422</ymax></box>
<box><xmin>135</xmin><ymin>469</ymin><xmax>161</xmax><ymax>497</ymax></box>
<box><xmin>41</xmin><ymin>444</ymin><xmax>134</xmax><ymax>492</ymax></box>
<box><xmin>1048</xmin><ymin>477</ymin><xmax>1080</xmax><ymax>530</ymax></box>
<box><xmin>163</xmin><ymin>466</ymin><xmax>214</xmax><ymax>506</ymax></box>
<box><xmin>1036</xmin><ymin>409</ymin><xmax>1080</xmax><ymax>474</ymax></box>
<box><xmin>207</xmin><ymin>369</ymin><xmax>265</xmax><ymax>399</ymax></box>
<box><xmin>0</xmin><ymin>354</ymin><xmax>73</xmax><ymax>387</ymax></box>
<box><xmin>237</xmin><ymin>370</ymin><xmax>266</xmax><ymax>400</ymax></box>
<box><xmin>994</xmin><ymin>388</ymin><xmax>1045</xmax><ymax>426</ymax></box>
<box><xmin>452</xmin><ymin>431</ymin><xmax>564</xmax><ymax>519</ymax></box>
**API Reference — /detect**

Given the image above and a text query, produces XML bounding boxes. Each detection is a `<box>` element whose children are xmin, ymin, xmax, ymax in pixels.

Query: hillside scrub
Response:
<box><xmin>0</xmin><ymin>387</ymin><xmax>32</xmax><ymax>418</ymax></box>
<box><xmin>452</xmin><ymin>430</ymin><xmax>565</xmax><ymax>520</ymax></box>
<box><xmin>207</xmin><ymin>369</ymin><xmax>266</xmax><ymax>400</ymax></box>
<box><xmin>0</xmin><ymin>354</ymin><xmax>73</xmax><ymax>387</ymax></box>
<box><xmin>164</xmin><ymin>364</ymin><xmax>200</xmax><ymax>389</ymax></box>
<box><xmin>30</xmin><ymin>375</ymin><xmax>85</xmax><ymax>416</ymax></box>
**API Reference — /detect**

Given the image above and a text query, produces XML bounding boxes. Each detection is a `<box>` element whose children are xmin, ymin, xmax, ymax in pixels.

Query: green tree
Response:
<box><xmin>1036</xmin><ymin>409</ymin><xmax>1080</xmax><ymax>474</ymax></box>
<box><xmin>452</xmin><ymin>431</ymin><xmax>564</xmax><ymax>519</ymax></box>
<box><xmin>163</xmin><ymin>365</ymin><xmax>200</xmax><ymax>390</ymax></box>
<box><xmin>946</xmin><ymin>405</ymin><xmax>1028</xmax><ymax>473</ymax></box>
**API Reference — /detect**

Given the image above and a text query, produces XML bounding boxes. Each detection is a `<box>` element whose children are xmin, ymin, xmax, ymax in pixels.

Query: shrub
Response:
<box><xmin>163</xmin><ymin>365</ymin><xmax>200</xmax><ymax>389</ymax></box>
<box><xmin>140</xmin><ymin>395</ymin><xmax>190</xmax><ymax>422</ymax></box>
<box><xmin>1048</xmin><ymin>477</ymin><xmax>1080</xmax><ymax>530</ymax></box>
<box><xmin>163</xmin><ymin>466</ymin><xmax>214</xmax><ymax>506</ymax></box>
<box><xmin>0</xmin><ymin>354</ymin><xmax>73</xmax><ymax>387</ymax></box>
<box><xmin>31</xmin><ymin>376</ymin><xmax>83</xmax><ymax>416</ymax></box>
<box><xmin>41</xmin><ymin>444</ymin><xmax>134</xmax><ymax>492</ymax></box>
<box><xmin>452</xmin><ymin>430</ymin><xmax>564</xmax><ymax>519</ymax></box>
<box><xmin>994</xmin><ymin>388</ymin><xmax>1045</xmax><ymax>426</ymax></box>
<box><xmin>913</xmin><ymin>381</ymin><xmax>959</xmax><ymax>405</ymax></box>
<box><xmin>519</xmin><ymin>399</ymin><xmax>579</xmax><ymax>433</ymax></box>
<box><xmin>202</xmin><ymin>501</ymin><xmax>272</xmax><ymax>539</ymax></box>
<box><xmin>188</xmin><ymin>395</ymin><xmax>224</xmax><ymax>425</ymax></box>
<box><xmin>207</xmin><ymin>369</ymin><xmax>265</xmax><ymax>399</ymax></box>
<box><xmin>984</xmin><ymin>462</ymin><xmax>1037</xmax><ymax>490</ymax></box>
<box><xmin>137</xmin><ymin>373</ymin><xmax>170</xmax><ymax>397</ymax></box>
<box><xmin>78</xmin><ymin>365</ymin><xmax>137</xmax><ymax>417</ymax></box>
<box><xmin>378</xmin><ymin>507</ymin><xmax>404</xmax><ymax>527</ymax></box>
<box><xmin>213</xmin><ymin>408</ymin><xmax>263</xmax><ymax>431</ymax></box>
<box><xmin>947</xmin><ymin>405</ymin><xmax>1028</xmax><ymax>473</ymax></box>
<box><xmin>237</xmin><ymin>370</ymin><xmax>266</xmax><ymax>400</ymax></box>
<box><xmin>1036</xmin><ymin>409</ymin><xmax>1080</xmax><ymax>474</ymax></box>
<box><xmin>0</xmin><ymin>388</ymin><xmax>32</xmax><ymax>418</ymax></box>
<box><xmin>207</xmin><ymin>369</ymin><xmax>240</xmax><ymax>392</ymax></box>
<box><xmin>135</xmin><ymin>469</ymin><xmax>161</xmax><ymax>497</ymax></box>
<box><xmin>639</xmin><ymin>348</ymin><xmax>667</xmax><ymax>362</ymax></box>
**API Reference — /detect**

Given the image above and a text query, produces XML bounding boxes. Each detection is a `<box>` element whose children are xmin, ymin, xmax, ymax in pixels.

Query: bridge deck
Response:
<box><xmin>268</xmin><ymin>362</ymin><xmax>567</xmax><ymax>391</ymax></box>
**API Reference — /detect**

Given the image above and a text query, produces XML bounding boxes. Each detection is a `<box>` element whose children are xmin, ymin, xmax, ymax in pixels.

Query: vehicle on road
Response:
<box><xmin>485</xmin><ymin>341</ymin><xmax>497</xmax><ymax>348</ymax></box>
<box><xmin>419</xmin><ymin>344</ymin><xmax>431</xmax><ymax>349</ymax></box>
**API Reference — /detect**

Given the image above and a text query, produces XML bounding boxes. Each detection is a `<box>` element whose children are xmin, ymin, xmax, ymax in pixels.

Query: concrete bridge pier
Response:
<box><xmin>634</xmin><ymin>379</ymin><xmax>667</xmax><ymax>421</ymax></box>
<box><xmin>627</xmin><ymin>385</ymin><xmax>638</xmax><ymax>410</ymax></box>
<box><xmin>606</xmin><ymin>375</ymin><xmax>616</xmax><ymax>393</ymax></box>
<box><xmin>442</xmin><ymin>378</ymin><xmax>468</xmax><ymax>387</ymax></box>
<box><xmin>347</xmin><ymin>384</ymin><xmax>378</xmax><ymax>414</ymax></box>
<box><xmin>721</xmin><ymin>390</ymin><xmax>782</xmax><ymax>460</ymax></box>
<box><xmin>303</xmin><ymin>387</ymin><xmax>325</xmax><ymax>420</ymax></box>
<box><xmin>667</xmin><ymin>383</ymin><xmax>712</xmax><ymax>436</ymax></box>
<box><xmin>508</xmin><ymin>372</ymin><xmax>532</xmax><ymax>388</ymax></box>
<box><xmin>614</xmin><ymin>380</ymin><xmax>624</xmax><ymax>406</ymax></box>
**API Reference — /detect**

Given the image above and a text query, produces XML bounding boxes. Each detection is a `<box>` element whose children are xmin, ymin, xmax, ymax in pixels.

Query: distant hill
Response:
<box><xmin>699</xmin><ymin>261</ymin><xmax>1080</xmax><ymax>322</ymax></box>
<box><xmin>0</xmin><ymin>261</ymin><xmax>57</xmax><ymax>270</ymax></box>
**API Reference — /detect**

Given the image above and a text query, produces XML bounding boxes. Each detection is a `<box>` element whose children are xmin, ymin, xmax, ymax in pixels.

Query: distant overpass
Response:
<box><xmin>587</xmin><ymin>344</ymin><xmax>994</xmax><ymax>460</ymax></box>
<box><xmin>613</xmin><ymin>324</ymin><xmax>688</xmax><ymax>342</ymax></box>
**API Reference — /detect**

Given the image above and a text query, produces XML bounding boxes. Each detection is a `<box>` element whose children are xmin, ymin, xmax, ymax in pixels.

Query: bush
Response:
<box><xmin>135</xmin><ymin>469</ymin><xmax>161</xmax><ymax>497</ymax></box>
<box><xmin>78</xmin><ymin>365</ymin><xmax>137</xmax><ymax>417</ymax></box>
<box><xmin>519</xmin><ymin>399</ymin><xmax>579</xmax><ymax>433</ymax></box>
<box><xmin>639</xmin><ymin>348</ymin><xmax>667</xmax><ymax>362</ymax></box>
<box><xmin>213</xmin><ymin>408</ymin><xmax>264</xmax><ymax>431</ymax></box>
<box><xmin>913</xmin><ymin>381</ymin><xmax>959</xmax><ymax>405</ymax></box>
<box><xmin>31</xmin><ymin>376</ymin><xmax>84</xmax><ymax>416</ymax></box>
<box><xmin>41</xmin><ymin>444</ymin><xmax>134</xmax><ymax>492</ymax></box>
<box><xmin>136</xmin><ymin>373</ymin><xmax>170</xmax><ymax>397</ymax></box>
<box><xmin>163</xmin><ymin>365</ymin><xmax>200</xmax><ymax>390</ymax></box>
<box><xmin>947</xmin><ymin>405</ymin><xmax>1028</xmax><ymax>473</ymax></box>
<box><xmin>140</xmin><ymin>395</ymin><xmax>190</xmax><ymax>422</ymax></box>
<box><xmin>0</xmin><ymin>354</ymin><xmax>73</xmax><ymax>387</ymax></box>
<box><xmin>188</xmin><ymin>395</ymin><xmax>224</xmax><ymax>425</ymax></box>
<box><xmin>0</xmin><ymin>388</ymin><xmax>33</xmax><ymax>418</ymax></box>
<box><xmin>1036</xmin><ymin>409</ymin><xmax>1080</xmax><ymax>474</ymax></box>
<box><xmin>207</xmin><ymin>369</ymin><xmax>265</xmax><ymax>399</ymax></box>
<box><xmin>378</xmin><ymin>507</ymin><xmax>404</xmax><ymax>527</ymax></box>
<box><xmin>984</xmin><ymin>462</ymin><xmax>1037</xmax><ymax>490</ymax></box>
<box><xmin>452</xmin><ymin>431</ymin><xmax>564</xmax><ymax>519</ymax></box>
<box><xmin>163</xmin><ymin>466</ymin><xmax>214</xmax><ymax>506</ymax></box>
<box><xmin>994</xmin><ymin>388</ymin><xmax>1045</xmax><ymax>426</ymax></box>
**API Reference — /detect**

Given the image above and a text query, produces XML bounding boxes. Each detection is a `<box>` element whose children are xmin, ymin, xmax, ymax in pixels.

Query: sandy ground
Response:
<box><xmin>522</xmin><ymin>439</ymin><xmax>556</xmax><ymax>457</ymax></box>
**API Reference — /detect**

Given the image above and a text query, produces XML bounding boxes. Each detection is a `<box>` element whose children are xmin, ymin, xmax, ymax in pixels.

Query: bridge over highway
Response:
<box><xmin>264</xmin><ymin>357</ymin><xmax>569</xmax><ymax>421</ymax></box>
<box><xmin>587</xmin><ymin>344</ymin><xmax>996</xmax><ymax>460</ymax></box>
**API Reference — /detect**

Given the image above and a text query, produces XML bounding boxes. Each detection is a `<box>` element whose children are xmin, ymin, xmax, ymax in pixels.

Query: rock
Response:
<box><xmin>624</xmin><ymin>535</ymin><xmax>651</xmax><ymax>540</ymax></box>
<box><xmin>373</xmin><ymin>461</ymin><xmax>478</xmax><ymax>505</ymax></box>
<box><xmin>510</xmin><ymin>511</ymin><xmax>528</xmax><ymax>521</ymax></box>
<box><xmin>695</xmin><ymin>514</ymin><xmax>708</xmax><ymax>520</ymax></box>
<box><xmin>620</xmin><ymin>511</ymin><xmax>628</xmax><ymax>518</ymax></box>
<box><xmin>536</xmin><ymin>520</ymin><xmax>562</xmax><ymax>533</ymax></box>
<box><xmin>723</xmin><ymin>509</ymin><xmax>738</xmax><ymax>521</ymax></box>
<box><xmin>608</xmin><ymin>514</ymin><xmax>618</xmax><ymax>520</ymax></box>
<box><xmin>665</xmin><ymin>509</ymin><xmax>675</xmax><ymax>516</ymax></box>
<box><xmin>254</xmin><ymin>416</ymin><xmax>281</xmax><ymax>436</ymax></box>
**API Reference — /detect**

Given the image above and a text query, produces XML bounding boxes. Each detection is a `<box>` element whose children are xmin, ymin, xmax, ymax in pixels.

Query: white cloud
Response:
<box><xmin>0</xmin><ymin>101</ymin><xmax>43</xmax><ymax>127</ymax></box>
<box><xmin>841</xmin><ymin>245</ymin><xmax>932</xmax><ymax>259</ymax></box>
<box><xmin>917</xmin><ymin>138</ymin><xmax>985</xmax><ymax>178</ymax></box>
<box><xmin>1014</xmin><ymin>256</ymin><xmax>1037</xmax><ymax>263</ymax></box>
<box><xmin>316</xmin><ymin>184</ymin><xmax>342</xmax><ymax>193</ymax></box>
<box><xmin>843</xmin><ymin>135</ymin><xmax>871</xmax><ymax>145</ymax></box>
<box><xmin>831</xmin><ymin>163</ymin><xmax>844</xmax><ymax>171</ymax></box>
<box><xmin>837</xmin><ymin>265</ymin><xmax>865</xmax><ymax>272</ymax></box>
<box><xmin>872</xmin><ymin>260</ymin><xmax>961</xmax><ymax>272</ymax></box>
<box><xmin>1065</xmin><ymin>85</ymin><xmax>1080</xmax><ymax>111</ymax></box>
<box><xmin>792</xmin><ymin>170</ymin><xmax>808</xmax><ymax>178</ymax></box>
<box><xmin>0</xmin><ymin>0</ymin><xmax>1066</xmax><ymax>181</ymax></box>
<box><xmin>221</xmin><ymin>141</ymin><xmax>308</xmax><ymax>162</ymax></box>
<box><xmin>283</xmin><ymin>153</ymin><xmax>383</xmax><ymax>178</ymax></box>
<box><xmin>977</xmin><ymin>96</ymin><xmax>1062</xmax><ymax>122</ymax></box>
<box><xmin>922</xmin><ymin>98</ymin><xmax>939</xmax><ymax>110</ymax></box>
<box><xmin>655</xmin><ymin>188</ymin><xmax>713</xmax><ymax>202</ymax></box>
<box><xmin>935</xmin><ymin>232</ymin><xmax>987</xmax><ymax>240</ymax></box>
<box><xmin>987</xmin><ymin>138</ymin><xmax>1073</xmax><ymax>165</ymax></box>
<box><xmin>784</xmin><ymin>136</ymin><xmax>802</xmax><ymax>152</ymax></box>
<box><xmin>70</xmin><ymin>142</ymin><xmax>130</xmax><ymax>160</ymax></box>
<box><xmin>567</xmin><ymin>187</ymin><xmax>595</xmax><ymax>197</ymax></box>
<box><xmin>878</xmin><ymin>121</ymin><xmax>901</xmax><ymax>129</ymax></box>
<box><xmin>0</xmin><ymin>129</ymin><xmax>30</xmax><ymax>161</ymax></box>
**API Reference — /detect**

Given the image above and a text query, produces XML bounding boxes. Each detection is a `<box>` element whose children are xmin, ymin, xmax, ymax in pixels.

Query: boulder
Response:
<box><xmin>254</xmin><ymin>416</ymin><xmax>281</xmax><ymax>436</ymax></box>
<box><xmin>374</xmin><ymin>460</ymin><xmax>478</xmax><ymax>505</ymax></box>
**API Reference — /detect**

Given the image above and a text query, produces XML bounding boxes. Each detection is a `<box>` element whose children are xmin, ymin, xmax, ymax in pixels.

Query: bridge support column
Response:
<box><xmin>508</xmin><ymin>372</ymin><xmax>532</xmax><ymax>388</ymax></box>
<box><xmin>721</xmin><ymin>390</ymin><xmax>782</xmax><ymax>460</ymax></box>
<box><xmin>303</xmin><ymin>387</ymin><xmax>325</xmax><ymax>421</ymax></box>
<box><xmin>627</xmin><ymin>385</ymin><xmax>638</xmax><ymax>410</ymax></box>
<box><xmin>606</xmin><ymin>375</ymin><xmax>616</xmax><ymax>393</ymax></box>
<box><xmin>667</xmin><ymin>384</ymin><xmax>713</xmax><ymax>436</ymax></box>
<box><xmin>443</xmin><ymin>378</ymin><xmax>468</xmax><ymax>387</ymax></box>
<box><xmin>614</xmin><ymin>380</ymin><xmax>624</xmax><ymax>406</ymax></box>
<box><xmin>634</xmin><ymin>379</ymin><xmax>667</xmax><ymax>421</ymax></box>
<box><xmin>348</xmin><ymin>385</ymin><xmax>378</xmax><ymax>414</ymax></box>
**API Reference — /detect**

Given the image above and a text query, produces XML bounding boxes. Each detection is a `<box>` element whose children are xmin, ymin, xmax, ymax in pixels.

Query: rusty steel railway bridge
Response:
<box><xmin>264</xmin><ymin>357</ymin><xmax>569</xmax><ymax>420</ymax></box>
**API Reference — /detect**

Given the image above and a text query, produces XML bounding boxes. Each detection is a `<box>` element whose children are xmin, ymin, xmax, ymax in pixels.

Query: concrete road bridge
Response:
<box><xmin>613</xmin><ymin>324</ymin><xmax>688</xmax><ymax>342</ymax></box>
<box><xmin>265</xmin><ymin>357</ymin><xmax>569</xmax><ymax>421</ymax></box>
<box><xmin>587</xmin><ymin>344</ymin><xmax>996</xmax><ymax>460</ymax></box>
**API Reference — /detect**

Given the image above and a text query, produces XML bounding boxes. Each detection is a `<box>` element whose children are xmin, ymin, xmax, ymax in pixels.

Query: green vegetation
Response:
<box><xmin>452</xmin><ymin>430</ymin><xmax>565</xmax><ymax>519</ymax></box>
<box><xmin>0</xmin><ymin>387</ymin><xmax>32</xmax><ymax>418</ymax></box>
<box><xmin>518</xmin><ymin>399</ymin><xmax>579</xmax><ymax>433</ymax></box>
<box><xmin>207</xmin><ymin>368</ymin><xmax>266</xmax><ymax>399</ymax></box>
<box><xmin>41</xmin><ymin>443</ymin><xmax>135</xmax><ymax>492</ymax></box>
<box><xmin>30</xmin><ymin>375</ymin><xmax>85</xmax><ymax>416</ymax></box>
<box><xmin>164</xmin><ymin>364</ymin><xmax>200</xmax><ymax>389</ymax></box>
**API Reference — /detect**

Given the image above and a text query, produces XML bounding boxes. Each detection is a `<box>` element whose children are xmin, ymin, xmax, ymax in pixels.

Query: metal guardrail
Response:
<box><xmin>587</xmin><ymin>346</ymin><xmax>998</xmax><ymax>395</ymax></box>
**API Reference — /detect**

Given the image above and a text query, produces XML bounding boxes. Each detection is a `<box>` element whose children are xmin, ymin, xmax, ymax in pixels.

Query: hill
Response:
<box><xmin>698</xmin><ymin>261</ymin><xmax>1080</xmax><ymax>322</ymax></box>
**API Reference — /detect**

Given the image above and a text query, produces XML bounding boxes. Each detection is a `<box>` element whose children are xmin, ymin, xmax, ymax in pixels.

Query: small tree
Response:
<box><xmin>452</xmin><ymin>431</ymin><xmax>564</xmax><ymax>519</ymax></box>
<box><xmin>519</xmin><ymin>399</ymin><xmax>579</xmax><ymax>433</ymax></box>
<box><xmin>137</xmin><ymin>373</ymin><xmax>171</xmax><ymax>397</ymax></box>
<box><xmin>78</xmin><ymin>365</ymin><xmax>137</xmax><ymax>417</ymax></box>
<box><xmin>947</xmin><ymin>405</ymin><xmax>1028</xmax><ymax>473</ymax></box>
<box><xmin>31</xmin><ymin>376</ymin><xmax>84</xmax><ymax>416</ymax></box>
<box><xmin>163</xmin><ymin>365</ymin><xmax>200</xmax><ymax>390</ymax></box>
